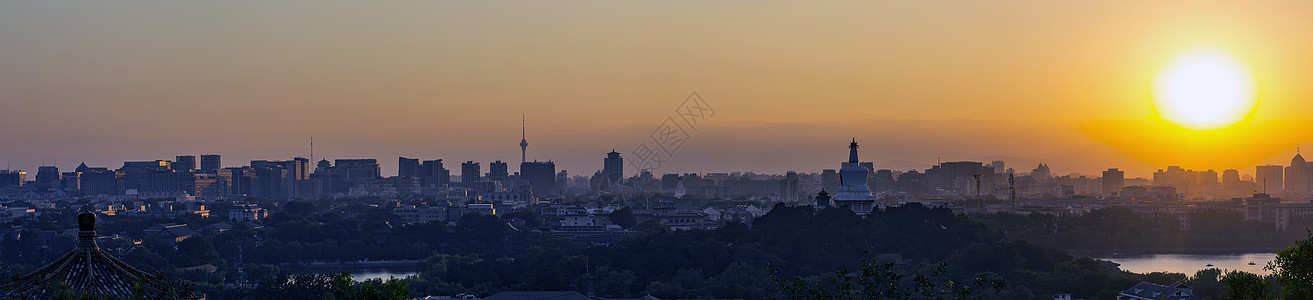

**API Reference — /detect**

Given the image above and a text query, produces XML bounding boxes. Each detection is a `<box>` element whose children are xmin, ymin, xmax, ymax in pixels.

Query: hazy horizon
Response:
<box><xmin>5</xmin><ymin>1</ymin><xmax>1313</xmax><ymax>178</ymax></box>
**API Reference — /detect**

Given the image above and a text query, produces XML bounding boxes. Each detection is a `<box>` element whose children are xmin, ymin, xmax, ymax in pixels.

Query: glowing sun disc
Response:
<box><xmin>1152</xmin><ymin>49</ymin><xmax>1256</xmax><ymax>130</ymax></box>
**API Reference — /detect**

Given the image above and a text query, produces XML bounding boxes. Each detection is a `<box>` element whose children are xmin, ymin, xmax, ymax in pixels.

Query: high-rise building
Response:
<box><xmin>36</xmin><ymin>166</ymin><xmax>61</xmax><ymax>190</ymax></box>
<box><xmin>521</xmin><ymin>161</ymin><xmax>557</xmax><ymax>197</ymax></box>
<box><xmin>1284</xmin><ymin>152</ymin><xmax>1312</xmax><ymax>195</ymax></box>
<box><xmin>1222</xmin><ymin>169</ymin><xmax>1241</xmax><ymax>186</ymax></box>
<box><xmin>461</xmin><ymin>161</ymin><xmax>481</xmax><ymax>185</ymax></box>
<box><xmin>0</xmin><ymin>170</ymin><xmax>26</xmax><ymax>188</ymax></box>
<box><xmin>489</xmin><ymin>161</ymin><xmax>509</xmax><ymax>181</ymax></box>
<box><xmin>1256</xmin><ymin>165</ymin><xmax>1284</xmax><ymax>194</ymax></box>
<box><xmin>1102</xmin><ymin>168</ymin><xmax>1125</xmax><ymax>196</ymax></box>
<box><xmin>991</xmin><ymin>160</ymin><xmax>1006</xmax><ymax>174</ymax></box>
<box><xmin>419</xmin><ymin>159</ymin><xmax>450</xmax><ymax>187</ymax></box>
<box><xmin>820</xmin><ymin>169</ymin><xmax>840</xmax><ymax>192</ymax></box>
<box><xmin>779</xmin><ymin>171</ymin><xmax>800</xmax><ymax>203</ymax></box>
<box><xmin>603</xmin><ymin>150</ymin><xmax>623</xmax><ymax>186</ymax></box>
<box><xmin>199</xmin><ymin>155</ymin><xmax>221</xmax><ymax>173</ymax></box>
<box><xmin>398</xmin><ymin>157</ymin><xmax>419</xmax><ymax>178</ymax></box>
<box><xmin>174</xmin><ymin>155</ymin><xmax>197</xmax><ymax>172</ymax></box>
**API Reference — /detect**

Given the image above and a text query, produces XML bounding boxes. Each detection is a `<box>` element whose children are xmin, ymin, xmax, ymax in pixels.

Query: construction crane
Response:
<box><xmin>993</xmin><ymin>173</ymin><xmax>1065</xmax><ymax>208</ymax></box>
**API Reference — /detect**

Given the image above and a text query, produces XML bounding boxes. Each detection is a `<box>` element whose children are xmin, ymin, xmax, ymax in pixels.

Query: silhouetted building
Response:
<box><xmin>1103</xmin><ymin>168</ymin><xmax>1125</xmax><ymax>196</ymax></box>
<box><xmin>820</xmin><ymin>169</ymin><xmax>839</xmax><ymax>192</ymax></box>
<box><xmin>35</xmin><ymin>166</ymin><xmax>60</xmax><ymax>191</ymax></box>
<box><xmin>1222</xmin><ymin>169</ymin><xmax>1240</xmax><ymax>186</ymax></box>
<box><xmin>419</xmin><ymin>159</ymin><xmax>450</xmax><ymax>187</ymax></box>
<box><xmin>461</xmin><ymin>161</ymin><xmax>481</xmax><ymax>186</ymax></box>
<box><xmin>174</xmin><ymin>155</ymin><xmax>197</xmax><ymax>172</ymax></box>
<box><xmin>398</xmin><ymin>157</ymin><xmax>420</xmax><ymax>178</ymax></box>
<box><xmin>1285</xmin><ymin>152</ymin><xmax>1313</xmax><ymax>195</ymax></box>
<box><xmin>604</xmin><ymin>150</ymin><xmax>623</xmax><ymax>185</ymax></box>
<box><xmin>489</xmin><ymin>161</ymin><xmax>509</xmax><ymax>181</ymax></box>
<box><xmin>199</xmin><ymin>154</ymin><xmax>221</xmax><ymax>173</ymax></box>
<box><xmin>1256</xmin><ymin>165</ymin><xmax>1284</xmax><ymax>194</ymax></box>
<box><xmin>521</xmin><ymin>161</ymin><xmax>557</xmax><ymax>197</ymax></box>
<box><xmin>779</xmin><ymin>171</ymin><xmax>800</xmax><ymax>203</ymax></box>
<box><xmin>0</xmin><ymin>170</ymin><xmax>24</xmax><ymax>188</ymax></box>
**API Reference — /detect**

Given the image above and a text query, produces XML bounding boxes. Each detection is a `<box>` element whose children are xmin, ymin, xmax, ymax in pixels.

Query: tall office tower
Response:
<box><xmin>200</xmin><ymin>154</ymin><xmax>221</xmax><ymax>173</ymax></box>
<box><xmin>489</xmin><ymin>161</ymin><xmax>509</xmax><ymax>181</ymax></box>
<box><xmin>859</xmin><ymin>162</ymin><xmax>876</xmax><ymax>192</ymax></box>
<box><xmin>1222</xmin><ymin>169</ymin><xmax>1241</xmax><ymax>185</ymax></box>
<box><xmin>0</xmin><ymin>170</ymin><xmax>26</xmax><ymax>188</ymax></box>
<box><xmin>1102</xmin><ymin>168</ymin><xmax>1125</xmax><ymax>196</ymax></box>
<box><xmin>1256</xmin><ymin>165</ymin><xmax>1284</xmax><ymax>194</ymax></box>
<box><xmin>520</xmin><ymin>114</ymin><xmax>529</xmax><ymax>164</ymax></box>
<box><xmin>991</xmin><ymin>160</ymin><xmax>1006</xmax><ymax>174</ymax></box>
<box><xmin>779</xmin><ymin>171</ymin><xmax>800</xmax><ymax>203</ymax></box>
<box><xmin>1200</xmin><ymin>170</ymin><xmax>1219</xmax><ymax>186</ymax></box>
<box><xmin>603</xmin><ymin>150</ymin><xmax>623</xmax><ymax>185</ymax></box>
<box><xmin>873</xmin><ymin>169</ymin><xmax>896</xmax><ymax>194</ymax></box>
<box><xmin>36</xmin><ymin>166</ymin><xmax>61</xmax><ymax>190</ymax></box>
<box><xmin>461</xmin><ymin>161</ymin><xmax>481</xmax><ymax>185</ymax></box>
<box><xmin>820</xmin><ymin>169</ymin><xmax>840</xmax><ymax>192</ymax></box>
<box><xmin>398</xmin><ymin>157</ymin><xmax>419</xmax><ymax>178</ymax></box>
<box><xmin>1285</xmin><ymin>152</ymin><xmax>1312</xmax><ymax>195</ymax></box>
<box><xmin>420</xmin><ymin>159</ymin><xmax>450</xmax><ymax>187</ymax></box>
<box><xmin>520</xmin><ymin>161</ymin><xmax>557</xmax><ymax>197</ymax></box>
<box><xmin>174</xmin><ymin>155</ymin><xmax>197</xmax><ymax>172</ymax></box>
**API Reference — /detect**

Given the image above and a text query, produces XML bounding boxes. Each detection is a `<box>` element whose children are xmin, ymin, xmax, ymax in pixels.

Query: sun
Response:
<box><xmin>1152</xmin><ymin>48</ymin><xmax>1256</xmax><ymax>131</ymax></box>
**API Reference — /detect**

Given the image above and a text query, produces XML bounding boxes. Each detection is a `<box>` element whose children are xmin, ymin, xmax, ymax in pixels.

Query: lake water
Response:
<box><xmin>1097</xmin><ymin>253</ymin><xmax>1277</xmax><ymax>276</ymax></box>
<box><xmin>349</xmin><ymin>270</ymin><xmax>417</xmax><ymax>282</ymax></box>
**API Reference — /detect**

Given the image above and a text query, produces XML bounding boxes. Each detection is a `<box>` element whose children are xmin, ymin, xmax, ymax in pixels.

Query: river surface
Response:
<box><xmin>348</xmin><ymin>270</ymin><xmax>418</xmax><ymax>281</ymax></box>
<box><xmin>1096</xmin><ymin>253</ymin><xmax>1277</xmax><ymax>276</ymax></box>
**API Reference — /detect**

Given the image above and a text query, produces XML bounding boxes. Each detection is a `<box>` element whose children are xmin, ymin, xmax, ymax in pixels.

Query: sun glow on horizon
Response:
<box><xmin>1152</xmin><ymin>48</ymin><xmax>1256</xmax><ymax>131</ymax></box>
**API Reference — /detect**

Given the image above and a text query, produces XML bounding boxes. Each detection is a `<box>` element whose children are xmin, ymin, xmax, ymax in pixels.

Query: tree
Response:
<box><xmin>1268</xmin><ymin>230</ymin><xmax>1313</xmax><ymax>299</ymax></box>
<box><xmin>1221</xmin><ymin>271</ymin><xmax>1274</xmax><ymax>300</ymax></box>
<box><xmin>608</xmin><ymin>207</ymin><xmax>637</xmax><ymax>229</ymax></box>
<box><xmin>770</xmin><ymin>253</ymin><xmax>1005</xmax><ymax>300</ymax></box>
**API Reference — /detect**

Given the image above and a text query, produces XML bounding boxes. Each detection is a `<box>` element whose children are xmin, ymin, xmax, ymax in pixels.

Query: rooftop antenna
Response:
<box><xmin>310</xmin><ymin>136</ymin><xmax>314</xmax><ymax>162</ymax></box>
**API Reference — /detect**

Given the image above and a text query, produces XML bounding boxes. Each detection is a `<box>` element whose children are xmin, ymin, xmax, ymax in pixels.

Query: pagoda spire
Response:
<box><xmin>848</xmin><ymin>138</ymin><xmax>860</xmax><ymax>163</ymax></box>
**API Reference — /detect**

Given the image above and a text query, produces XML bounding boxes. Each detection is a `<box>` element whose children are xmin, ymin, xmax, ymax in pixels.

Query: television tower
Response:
<box><xmin>520</xmin><ymin>114</ymin><xmax>529</xmax><ymax>163</ymax></box>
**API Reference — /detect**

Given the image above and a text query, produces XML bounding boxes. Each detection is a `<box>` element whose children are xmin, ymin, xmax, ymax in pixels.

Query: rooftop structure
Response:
<box><xmin>0</xmin><ymin>207</ymin><xmax>198</xmax><ymax>299</ymax></box>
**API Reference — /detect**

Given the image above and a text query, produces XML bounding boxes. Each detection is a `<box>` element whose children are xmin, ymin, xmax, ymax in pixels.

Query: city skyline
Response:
<box><xmin>6</xmin><ymin>1</ymin><xmax>1313</xmax><ymax>180</ymax></box>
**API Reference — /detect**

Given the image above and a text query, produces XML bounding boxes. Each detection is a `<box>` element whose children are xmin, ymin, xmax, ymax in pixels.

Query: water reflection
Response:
<box><xmin>1098</xmin><ymin>253</ymin><xmax>1277</xmax><ymax>276</ymax></box>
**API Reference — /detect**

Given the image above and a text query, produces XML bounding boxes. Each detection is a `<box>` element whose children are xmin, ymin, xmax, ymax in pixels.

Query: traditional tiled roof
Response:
<box><xmin>0</xmin><ymin>208</ymin><xmax>198</xmax><ymax>299</ymax></box>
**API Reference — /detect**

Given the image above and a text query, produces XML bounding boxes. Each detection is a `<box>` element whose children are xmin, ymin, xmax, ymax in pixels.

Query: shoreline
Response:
<box><xmin>1068</xmin><ymin>247</ymin><xmax>1281</xmax><ymax>258</ymax></box>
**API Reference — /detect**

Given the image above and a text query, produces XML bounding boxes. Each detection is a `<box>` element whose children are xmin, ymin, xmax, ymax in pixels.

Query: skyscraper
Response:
<box><xmin>1102</xmin><ymin>168</ymin><xmax>1124</xmax><ymax>196</ymax></box>
<box><xmin>489</xmin><ymin>161</ymin><xmax>509</xmax><ymax>181</ymax></box>
<box><xmin>461</xmin><ymin>161</ymin><xmax>481</xmax><ymax>185</ymax></box>
<box><xmin>174</xmin><ymin>156</ymin><xmax>197</xmax><ymax>172</ymax></box>
<box><xmin>1256</xmin><ymin>165</ymin><xmax>1284</xmax><ymax>194</ymax></box>
<box><xmin>199</xmin><ymin>155</ymin><xmax>221</xmax><ymax>173</ymax></box>
<box><xmin>603</xmin><ymin>150</ymin><xmax>623</xmax><ymax>185</ymax></box>
<box><xmin>521</xmin><ymin>161</ymin><xmax>557</xmax><ymax>197</ymax></box>
<box><xmin>0</xmin><ymin>170</ymin><xmax>25</xmax><ymax>188</ymax></box>
<box><xmin>398</xmin><ymin>157</ymin><xmax>420</xmax><ymax>178</ymax></box>
<box><xmin>1222</xmin><ymin>169</ymin><xmax>1240</xmax><ymax>186</ymax></box>
<box><xmin>779</xmin><ymin>171</ymin><xmax>800</xmax><ymax>203</ymax></box>
<box><xmin>420</xmin><ymin>159</ymin><xmax>450</xmax><ymax>187</ymax></box>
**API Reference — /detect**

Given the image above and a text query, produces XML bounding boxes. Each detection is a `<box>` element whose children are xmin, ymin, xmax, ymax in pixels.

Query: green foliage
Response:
<box><xmin>1268</xmin><ymin>229</ymin><xmax>1313</xmax><ymax>299</ymax></box>
<box><xmin>1221</xmin><ymin>271</ymin><xmax>1275</xmax><ymax>300</ymax></box>
<box><xmin>608</xmin><ymin>207</ymin><xmax>637</xmax><ymax>229</ymax></box>
<box><xmin>769</xmin><ymin>255</ymin><xmax>1005</xmax><ymax>300</ymax></box>
<box><xmin>253</xmin><ymin>271</ymin><xmax>408</xmax><ymax>300</ymax></box>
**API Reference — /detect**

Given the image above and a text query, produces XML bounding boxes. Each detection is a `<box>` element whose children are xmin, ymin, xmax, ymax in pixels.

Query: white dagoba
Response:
<box><xmin>830</xmin><ymin>138</ymin><xmax>877</xmax><ymax>215</ymax></box>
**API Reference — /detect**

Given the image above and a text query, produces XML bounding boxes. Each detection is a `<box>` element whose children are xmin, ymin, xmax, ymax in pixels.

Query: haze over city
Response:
<box><xmin>6</xmin><ymin>1</ymin><xmax>1313</xmax><ymax>177</ymax></box>
<box><xmin>6</xmin><ymin>2</ymin><xmax>1313</xmax><ymax>299</ymax></box>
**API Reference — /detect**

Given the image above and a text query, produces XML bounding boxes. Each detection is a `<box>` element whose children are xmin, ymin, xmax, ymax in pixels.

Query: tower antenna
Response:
<box><xmin>520</xmin><ymin>114</ymin><xmax>529</xmax><ymax>164</ymax></box>
<box><xmin>310</xmin><ymin>136</ymin><xmax>314</xmax><ymax>161</ymax></box>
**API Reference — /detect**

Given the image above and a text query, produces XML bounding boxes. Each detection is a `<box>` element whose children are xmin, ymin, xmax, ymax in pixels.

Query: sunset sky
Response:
<box><xmin>4</xmin><ymin>1</ymin><xmax>1313</xmax><ymax>178</ymax></box>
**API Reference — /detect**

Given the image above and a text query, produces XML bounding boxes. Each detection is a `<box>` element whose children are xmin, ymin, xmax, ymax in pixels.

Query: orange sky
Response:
<box><xmin>3</xmin><ymin>1</ymin><xmax>1313</xmax><ymax>178</ymax></box>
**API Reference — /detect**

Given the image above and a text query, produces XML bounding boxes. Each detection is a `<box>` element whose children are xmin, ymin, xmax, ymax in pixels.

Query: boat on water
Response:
<box><xmin>1206</xmin><ymin>264</ymin><xmax>1214</xmax><ymax>267</ymax></box>
<box><xmin>1248</xmin><ymin>262</ymin><xmax>1257</xmax><ymax>265</ymax></box>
